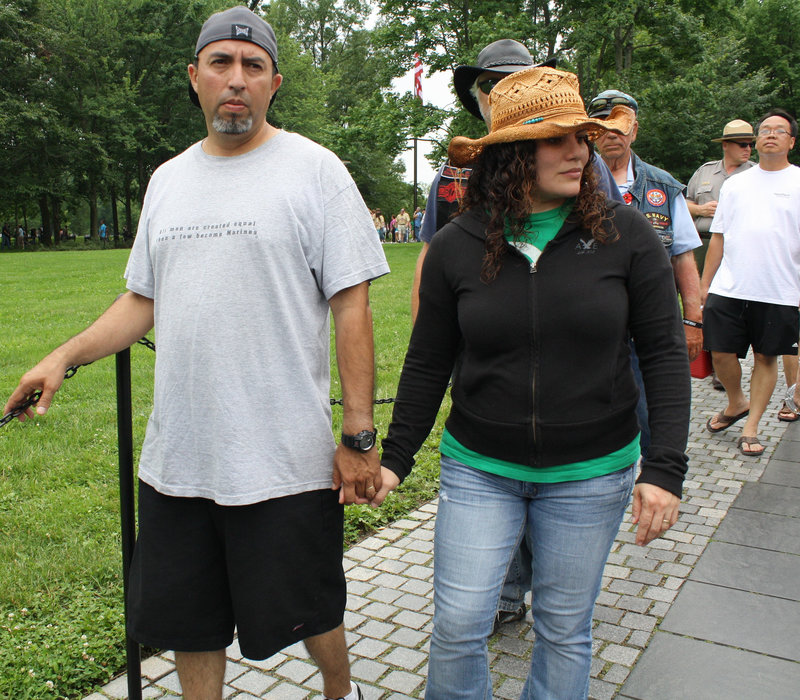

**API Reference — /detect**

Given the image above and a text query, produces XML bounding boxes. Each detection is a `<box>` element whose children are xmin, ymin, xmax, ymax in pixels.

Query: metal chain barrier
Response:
<box><xmin>2</xmin><ymin>336</ymin><xmax>395</xmax><ymax>428</ymax></box>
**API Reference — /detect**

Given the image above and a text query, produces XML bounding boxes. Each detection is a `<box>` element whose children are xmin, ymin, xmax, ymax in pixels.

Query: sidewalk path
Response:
<box><xmin>87</xmin><ymin>359</ymin><xmax>800</xmax><ymax>699</ymax></box>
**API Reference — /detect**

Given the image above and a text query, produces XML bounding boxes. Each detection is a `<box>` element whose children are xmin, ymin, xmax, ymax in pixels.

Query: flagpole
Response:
<box><xmin>413</xmin><ymin>50</ymin><xmax>422</xmax><ymax>216</ymax></box>
<box><xmin>413</xmin><ymin>137</ymin><xmax>418</xmax><ymax>213</ymax></box>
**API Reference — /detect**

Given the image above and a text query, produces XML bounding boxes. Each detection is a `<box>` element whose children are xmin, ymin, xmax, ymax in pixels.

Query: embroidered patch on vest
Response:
<box><xmin>644</xmin><ymin>211</ymin><xmax>670</xmax><ymax>231</ymax></box>
<box><xmin>646</xmin><ymin>188</ymin><xmax>666</xmax><ymax>206</ymax></box>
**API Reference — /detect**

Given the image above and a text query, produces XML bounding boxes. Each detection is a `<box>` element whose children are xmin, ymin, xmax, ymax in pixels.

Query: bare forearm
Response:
<box><xmin>331</xmin><ymin>283</ymin><xmax>376</xmax><ymax>432</ymax></box>
<box><xmin>4</xmin><ymin>291</ymin><xmax>154</xmax><ymax>418</ymax></box>
<box><xmin>701</xmin><ymin>233</ymin><xmax>724</xmax><ymax>297</ymax></box>
<box><xmin>51</xmin><ymin>291</ymin><xmax>154</xmax><ymax>367</ymax></box>
<box><xmin>672</xmin><ymin>252</ymin><xmax>701</xmax><ymax>319</ymax></box>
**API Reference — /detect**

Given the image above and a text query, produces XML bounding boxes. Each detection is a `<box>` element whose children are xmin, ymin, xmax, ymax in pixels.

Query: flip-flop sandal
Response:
<box><xmin>778</xmin><ymin>399</ymin><xmax>800</xmax><ymax>422</ymax></box>
<box><xmin>706</xmin><ymin>409</ymin><xmax>749</xmax><ymax>433</ymax></box>
<box><xmin>737</xmin><ymin>435</ymin><xmax>764</xmax><ymax>457</ymax></box>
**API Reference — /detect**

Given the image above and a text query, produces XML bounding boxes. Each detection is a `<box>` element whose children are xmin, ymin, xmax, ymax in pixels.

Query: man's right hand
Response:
<box><xmin>697</xmin><ymin>200</ymin><xmax>717</xmax><ymax>218</ymax></box>
<box><xmin>3</xmin><ymin>351</ymin><xmax>70</xmax><ymax>421</ymax></box>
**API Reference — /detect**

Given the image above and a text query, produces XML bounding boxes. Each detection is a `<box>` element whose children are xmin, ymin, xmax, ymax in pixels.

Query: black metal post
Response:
<box><xmin>115</xmin><ymin>348</ymin><xmax>142</xmax><ymax>700</ymax></box>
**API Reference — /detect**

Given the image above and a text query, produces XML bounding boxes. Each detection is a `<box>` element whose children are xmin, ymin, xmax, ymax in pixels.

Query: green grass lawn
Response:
<box><xmin>0</xmin><ymin>244</ymin><xmax>447</xmax><ymax>698</ymax></box>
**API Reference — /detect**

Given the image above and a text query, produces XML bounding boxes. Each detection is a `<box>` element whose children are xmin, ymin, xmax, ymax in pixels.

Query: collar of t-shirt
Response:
<box><xmin>505</xmin><ymin>200</ymin><xmax>574</xmax><ymax>265</ymax></box>
<box><xmin>615</xmin><ymin>157</ymin><xmax>635</xmax><ymax>198</ymax></box>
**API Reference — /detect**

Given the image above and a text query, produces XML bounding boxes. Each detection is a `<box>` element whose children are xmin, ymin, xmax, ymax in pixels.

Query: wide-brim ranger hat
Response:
<box><xmin>448</xmin><ymin>67</ymin><xmax>636</xmax><ymax>166</ymax></box>
<box><xmin>453</xmin><ymin>39</ymin><xmax>537</xmax><ymax>120</ymax></box>
<box><xmin>188</xmin><ymin>5</ymin><xmax>279</xmax><ymax>108</ymax></box>
<box><xmin>711</xmin><ymin>119</ymin><xmax>755</xmax><ymax>142</ymax></box>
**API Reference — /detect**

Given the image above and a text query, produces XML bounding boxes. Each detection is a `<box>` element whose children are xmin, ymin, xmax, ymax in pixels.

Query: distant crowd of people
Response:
<box><xmin>0</xmin><ymin>224</ymin><xmax>53</xmax><ymax>249</ymax></box>
<box><xmin>369</xmin><ymin>206</ymin><xmax>423</xmax><ymax>243</ymax></box>
<box><xmin>0</xmin><ymin>220</ymin><xmax>132</xmax><ymax>250</ymax></box>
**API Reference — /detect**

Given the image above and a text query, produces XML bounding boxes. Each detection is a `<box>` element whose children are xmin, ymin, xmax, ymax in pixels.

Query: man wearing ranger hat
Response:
<box><xmin>686</xmin><ymin>119</ymin><xmax>756</xmax><ymax>273</ymax></box>
<box><xmin>3</xmin><ymin>5</ymin><xmax>388</xmax><ymax>698</ymax></box>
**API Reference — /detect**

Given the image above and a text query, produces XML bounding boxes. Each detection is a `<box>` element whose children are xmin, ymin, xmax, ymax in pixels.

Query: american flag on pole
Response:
<box><xmin>413</xmin><ymin>52</ymin><xmax>423</xmax><ymax>101</ymax></box>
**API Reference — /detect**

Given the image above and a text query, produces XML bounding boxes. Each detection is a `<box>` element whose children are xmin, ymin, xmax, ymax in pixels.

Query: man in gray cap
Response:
<box><xmin>686</xmin><ymin>119</ymin><xmax>756</xmax><ymax>274</ymax></box>
<box><xmin>3</xmin><ymin>6</ymin><xmax>388</xmax><ymax>698</ymax></box>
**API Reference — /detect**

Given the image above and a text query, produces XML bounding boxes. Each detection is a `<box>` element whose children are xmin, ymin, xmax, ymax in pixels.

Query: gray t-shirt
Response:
<box><xmin>125</xmin><ymin>131</ymin><xmax>389</xmax><ymax>505</ymax></box>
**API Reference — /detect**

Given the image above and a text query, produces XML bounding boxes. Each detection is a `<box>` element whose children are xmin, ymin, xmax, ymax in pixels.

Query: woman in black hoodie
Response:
<box><xmin>378</xmin><ymin>66</ymin><xmax>690</xmax><ymax>700</ymax></box>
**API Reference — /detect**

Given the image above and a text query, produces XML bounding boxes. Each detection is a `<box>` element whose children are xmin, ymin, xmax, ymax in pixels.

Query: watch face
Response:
<box><xmin>360</xmin><ymin>433</ymin><xmax>375</xmax><ymax>450</ymax></box>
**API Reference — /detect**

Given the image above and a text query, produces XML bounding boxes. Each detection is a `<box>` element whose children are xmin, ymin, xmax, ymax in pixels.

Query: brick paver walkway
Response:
<box><xmin>87</xmin><ymin>357</ymin><xmax>790</xmax><ymax>699</ymax></box>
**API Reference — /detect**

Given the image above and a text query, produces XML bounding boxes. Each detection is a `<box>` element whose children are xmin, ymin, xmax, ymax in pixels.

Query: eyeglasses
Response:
<box><xmin>477</xmin><ymin>78</ymin><xmax>502</xmax><ymax>95</ymax></box>
<box><xmin>728</xmin><ymin>141</ymin><xmax>753</xmax><ymax>148</ymax></box>
<box><xmin>587</xmin><ymin>96</ymin><xmax>636</xmax><ymax>114</ymax></box>
<box><xmin>757</xmin><ymin>127</ymin><xmax>790</xmax><ymax>136</ymax></box>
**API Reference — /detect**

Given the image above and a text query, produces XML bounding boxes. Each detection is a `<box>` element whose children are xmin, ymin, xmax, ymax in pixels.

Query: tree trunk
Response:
<box><xmin>614</xmin><ymin>26</ymin><xmax>624</xmax><ymax>75</ymax></box>
<box><xmin>38</xmin><ymin>194</ymin><xmax>52</xmax><ymax>246</ymax></box>
<box><xmin>124</xmin><ymin>176</ymin><xmax>133</xmax><ymax>240</ymax></box>
<box><xmin>137</xmin><ymin>150</ymin><xmax>147</xmax><ymax>206</ymax></box>
<box><xmin>51</xmin><ymin>195</ymin><xmax>61</xmax><ymax>243</ymax></box>
<box><xmin>89</xmin><ymin>184</ymin><xmax>97</xmax><ymax>240</ymax></box>
<box><xmin>111</xmin><ymin>186</ymin><xmax>120</xmax><ymax>245</ymax></box>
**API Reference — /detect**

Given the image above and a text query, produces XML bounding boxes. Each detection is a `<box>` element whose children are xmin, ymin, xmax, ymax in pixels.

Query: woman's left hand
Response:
<box><xmin>631</xmin><ymin>483</ymin><xmax>680</xmax><ymax>546</ymax></box>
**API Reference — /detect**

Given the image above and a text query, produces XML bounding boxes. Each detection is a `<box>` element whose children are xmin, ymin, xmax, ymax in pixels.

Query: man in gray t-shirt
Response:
<box><xmin>4</xmin><ymin>7</ymin><xmax>387</xmax><ymax>699</ymax></box>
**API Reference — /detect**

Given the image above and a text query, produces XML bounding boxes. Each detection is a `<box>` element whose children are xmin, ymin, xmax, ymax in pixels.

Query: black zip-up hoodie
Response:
<box><xmin>381</xmin><ymin>202</ymin><xmax>690</xmax><ymax>497</ymax></box>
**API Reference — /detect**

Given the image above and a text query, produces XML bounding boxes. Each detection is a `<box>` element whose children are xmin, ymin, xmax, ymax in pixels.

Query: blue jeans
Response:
<box><xmin>499</xmin><ymin>539</ymin><xmax>531</xmax><ymax>612</ymax></box>
<box><xmin>427</xmin><ymin>456</ymin><xmax>635</xmax><ymax>700</ymax></box>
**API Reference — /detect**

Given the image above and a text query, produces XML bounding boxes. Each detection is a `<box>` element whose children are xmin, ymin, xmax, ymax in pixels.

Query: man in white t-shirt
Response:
<box><xmin>702</xmin><ymin>108</ymin><xmax>800</xmax><ymax>456</ymax></box>
<box><xmin>3</xmin><ymin>7</ymin><xmax>389</xmax><ymax>699</ymax></box>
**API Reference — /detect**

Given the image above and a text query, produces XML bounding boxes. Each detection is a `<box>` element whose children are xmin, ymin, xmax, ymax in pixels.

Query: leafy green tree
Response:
<box><xmin>742</xmin><ymin>0</ymin><xmax>800</xmax><ymax>123</ymax></box>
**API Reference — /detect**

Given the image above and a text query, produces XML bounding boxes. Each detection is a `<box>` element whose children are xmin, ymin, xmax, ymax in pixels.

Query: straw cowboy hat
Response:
<box><xmin>448</xmin><ymin>67</ymin><xmax>636</xmax><ymax>167</ymax></box>
<box><xmin>711</xmin><ymin>119</ymin><xmax>755</xmax><ymax>142</ymax></box>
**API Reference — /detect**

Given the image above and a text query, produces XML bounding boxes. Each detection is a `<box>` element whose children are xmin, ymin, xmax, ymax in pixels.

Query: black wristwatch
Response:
<box><xmin>341</xmin><ymin>429</ymin><xmax>377</xmax><ymax>452</ymax></box>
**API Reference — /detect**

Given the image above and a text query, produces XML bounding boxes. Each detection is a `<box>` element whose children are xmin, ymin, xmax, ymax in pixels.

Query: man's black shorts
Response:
<box><xmin>127</xmin><ymin>481</ymin><xmax>346</xmax><ymax>660</ymax></box>
<box><xmin>703</xmin><ymin>294</ymin><xmax>799</xmax><ymax>358</ymax></box>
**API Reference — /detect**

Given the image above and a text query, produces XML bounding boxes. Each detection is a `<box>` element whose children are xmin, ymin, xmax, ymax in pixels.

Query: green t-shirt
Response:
<box><xmin>505</xmin><ymin>200</ymin><xmax>574</xmax><ymax>266</ymax></box>
<box><xmin>440</xmin><ymin>429</ymin><xmax>640</xmax><ymax>483</ymax></box>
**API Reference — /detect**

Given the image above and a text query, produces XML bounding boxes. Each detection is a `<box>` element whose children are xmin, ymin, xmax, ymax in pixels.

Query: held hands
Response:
<box><xmin>332</xmin><ymin>445</ymin><xmax>401</xmax><ymax>507</ymax></box>
<box><xmin>631</xmin><ymin>483</ymin><xmax>680</xmax><ymax>546</ymax></box>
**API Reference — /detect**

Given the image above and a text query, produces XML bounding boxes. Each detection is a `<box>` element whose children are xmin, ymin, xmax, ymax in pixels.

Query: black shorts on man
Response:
<box><xmin>127</xmin><ymin>481</ymin><xmax>346</xmax><ymax>660</ymax></box>
<box><xmin>703</xmin><ymin>294</ymin><xmax>800</xmax><ymax>358</ymax></box>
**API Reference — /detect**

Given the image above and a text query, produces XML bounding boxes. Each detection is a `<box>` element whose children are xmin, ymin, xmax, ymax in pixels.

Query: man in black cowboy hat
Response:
<box><xmin>4</xmin><ymin>6</ymin><xmax>388</xmax><ymax>698</ymax></box>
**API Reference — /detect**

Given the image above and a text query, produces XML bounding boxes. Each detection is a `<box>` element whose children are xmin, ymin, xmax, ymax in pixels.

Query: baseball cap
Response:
<box><xmin>587</xmin><ymin>90</ymin><xmax>639</xmax><ymax>119</ymax></box>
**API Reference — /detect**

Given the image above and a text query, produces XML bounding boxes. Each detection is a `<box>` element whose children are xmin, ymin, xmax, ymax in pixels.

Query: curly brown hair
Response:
<box><xmin>460</xmin><ymin>139</ymin><xmax>617</xmax><ymax>282</ymax></box>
